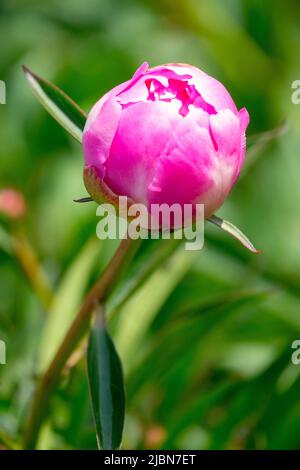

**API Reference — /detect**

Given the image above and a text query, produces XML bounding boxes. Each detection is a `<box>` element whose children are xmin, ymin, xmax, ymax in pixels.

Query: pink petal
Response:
<box><xmin>83</xmin><ymin>98</ymin><xmax>122</xmax><ymax>175</ymax></box>
<box><xmin>132</xmin><ymin>61</ymin><xmax>149</xmax><ymax>79</ymax></box>
<box><xmin>209</xmin><ymin>109</ymin><xmax>241</xmax><ymax>156</ymax></box>
<box><xmin>85</xmin><ymin>63</ymin><xmax>150</xmax><ymax>132</ymax></box>
<box><xmin>148</xmin><ymin>114</ymin><xmax>216</xmax><ymax>216</ymax></box>
<box><xmin>239</xmin><ymin>107</ymin><xmax>250</xmax><ymax>133</ymax></box>
<box><xmin>104</xmin><ymin>101</ymin><xmax>183</xmax><ymax>203</ymax></box>
<box><xmin>237</xmin><ymin>107</ymin><xmax>250</xmax><ymax>174</ymax></box>
<box><xmin>209</xmin><ymin>109</ymin><xmax>248</xmax><ymax>187</ymax></box>
<box><xmin>152</xmin><ymin>64</ymin><xmax>238</xmax><ymax>115</ymax></box>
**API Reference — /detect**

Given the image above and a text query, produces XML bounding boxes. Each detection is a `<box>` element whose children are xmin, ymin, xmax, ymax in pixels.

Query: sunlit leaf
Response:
<box><xmin>23</xmin><ymin>65</ymin><xmax>86</xmax><ymax>142</ymax></box>
<box><xmin>0</xmin><ymin>226</ymin><xmax>13</xmax><ymax>254</ymax></box>
<box><xmin>38</xmin><ymin>238</ymin><xmax>102</xmax><ymax>372</ymax></box>
<box><xmin>87</xmin><ymin>309</ymin><xmax>125</xmax><ymax>450</ymax></box>
<box><xmin>108</xmin><ymin>238</ymin><xmax>182</xmax><ymax>316</ymax></box>
<box><xmin>114</xmin><ymin>244</ymin><xmax>195</xmax><ymax>365</ymax></box>
<box><xmin>208</xmin><ymin>215</ymin><xmax>261</xmax><ymax>254</ymax></box>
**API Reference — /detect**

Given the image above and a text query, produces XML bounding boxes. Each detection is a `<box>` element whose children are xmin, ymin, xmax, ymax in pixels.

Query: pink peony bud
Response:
<box><xmin>0</xmin><ymin>188</ymin><xmax>26</xmax><ymax>219</ymax></box>
<box><xmin>83</xmin><ymin>63</ymin><xmax>249</xmax><ymax>222</ymax></box>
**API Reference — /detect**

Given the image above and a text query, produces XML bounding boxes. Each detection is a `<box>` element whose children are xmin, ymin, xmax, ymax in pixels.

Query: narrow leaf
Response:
<box><xmin>114</xmin><ymin>245</ymin><xmax>194</xmax><ymax>363</ymax></box>
<box><xmin>247</xmin><ymin>120</ymin><xmax>288</xmax><ymax>147</ymax></box>
<box><xmin>38</xmin><ymin>238</ymin><xmax>102</xmax><ymax>372</ymax></box>
<box><xmin>208</xmin><ymin>214</ymin><xmax>261</xmax><ymax>254</ymax></box>
<box><xmin>73</xmin><ymin>196</ymin><xmax>94</xmax><ymax>203</ymax></box>
<box><xmin>0</xmin><ymin>226</ymin><xmax>13</xmax><ymax>254</ymax></box>
<box><xmin>23</xmin><ymin>65</ymin><xmax>86</xmax><ymax>142</ymax></box>
<box><xmin>242</xmin><ymin>121</ymin><xmax>288</xmax><ymax>174</ymax></box>
<box><xmin>87</xmin><ymin>309</ymin><xmax>125</xmax><ymax>450</ymax></box>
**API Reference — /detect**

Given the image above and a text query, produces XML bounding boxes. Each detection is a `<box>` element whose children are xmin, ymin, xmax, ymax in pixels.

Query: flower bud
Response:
<box><xmin>0</xmin><ymin>188</ymin><xmax>26</xmax><ymax>219</ymax></box>
<box><xmin>83</xmin><ymin>63</ymin><xmax>249</xmax><ymax>225</ymax></box>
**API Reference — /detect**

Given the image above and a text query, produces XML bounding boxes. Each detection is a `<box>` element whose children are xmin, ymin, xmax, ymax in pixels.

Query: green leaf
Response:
<box><xmin>247</xmin><ymin>120</ymin><xmax>288</xmax><ymax>148</ymax></box>
<box><xmin>114</xmin><ymin>244</ymin><xmax>195</xmax><ymax>366</ymax></box>
<box><xmin>22</xmin><ymin>65</ymin><xmax>86</xmax><ymax>142</ymax></box>
<box><xmin>38</xmin><ymin>238</ymin><xmax>102</xmax><ymax>372</ymax></box>
<box><xmin>87</xmin><ymin>309</ymin><xmax>125</xmax><ymax>450</ymax></box>
<box><xmin>208</xmin><ymin>214</ymin><xmax>261</xmax><ymax>254</ymax></box>
<box><xmin>0</xmin><ymin>226</ymin><xmax>13</xmax><ymax>254</ymax></box>
<box><xmin>108</xmin><ymin>238</ymin><xmax>182</xmax><ymax>317</ymax></box>
<box><xmin>242</xmin><ymin>121</ymin><xmax>288</xmax><ymax>174</ymax></box>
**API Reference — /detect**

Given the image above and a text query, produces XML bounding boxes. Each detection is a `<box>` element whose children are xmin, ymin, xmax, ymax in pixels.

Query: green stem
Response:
<box><xmin>12</xmin><ymin>230</ymin><xmax>53</xmax><ymax>309</ymax></box>
<box><xmin>0</xmin><ymin>429</ymin><xmax>20</xmax><ymax>450</ymax></box>
<box><xmin>23</xmin><ymin>235</ymin><xmax>136</xmax><ymax>449</ymax></box>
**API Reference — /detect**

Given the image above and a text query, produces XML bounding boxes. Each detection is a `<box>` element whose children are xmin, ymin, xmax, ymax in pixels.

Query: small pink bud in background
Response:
<box><xmin>0</xmin><ymin>188</ymin><xmax>26</xmax><ymax>219</ymax></box>
<box><xmin>83</xmin><ymin>63</ymin><xmax>249</xmax><ymax>223</ymax></box>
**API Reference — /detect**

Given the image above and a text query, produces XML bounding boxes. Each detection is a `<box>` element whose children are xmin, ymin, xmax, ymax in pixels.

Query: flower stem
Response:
<box><xmin>13</xmin><ymin>231</ymin><xmax>53</xmax><ymax>309</ymax></box>
<box><xmin>23</xmin><ymin>235</ymin><xmax>136</xmax><ymax>449</ymax></box>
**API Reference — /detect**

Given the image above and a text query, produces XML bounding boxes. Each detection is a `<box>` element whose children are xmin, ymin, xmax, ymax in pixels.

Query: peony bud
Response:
<box><xmin>83</xmin><ymin>63</ymin><xmax>249</xmax><ymax>225</ymax></box>
<box><xmin>0</xmin><ymin>188</ymin><xmax>26</xmax><ymax>219</ymax></box>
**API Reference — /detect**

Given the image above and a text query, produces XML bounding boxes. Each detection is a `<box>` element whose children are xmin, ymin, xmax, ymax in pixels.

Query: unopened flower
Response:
<box><xmin>83</xmin><ymin>63</ymin><xmax>249</xmax><ymax>225</ymax></box>
<box><xmin>0</xmin><ymin>188</ymin><xmax>26</xmax><ymax>219</ymax></box>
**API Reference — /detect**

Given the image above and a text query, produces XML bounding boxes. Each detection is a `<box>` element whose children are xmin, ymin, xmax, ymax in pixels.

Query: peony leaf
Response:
<box><xmin>38</xmin><ymin>238</ymin><xmax>102</xmax><ymax>373</ymax></box>
<box><xmin>22</xmin><ymin>65</ymin><xmax>86</xmax><ymax>142</ymax></box>
<box><xmin>208</xmin><ymin>214</ymin><xmax>261</xmax><ymax>254</ymax></box>
<box><xmin>87</xmin><ymin>309</ymin><xmax>125</xmax><ymax>450</ymax></box>
<box><xmin>0</xmin><ymin>226</ymin><xmax>13</xmax><ymax>255</ymax></box>
<box><xmin>247</xmin><ymin>120</ymin><xmax>288</xmax><ymax>148</ymax></box>
<box><xmin>73</xmin><ymin>196</ymin><xmax>93</xmax><ymax>203</ymax></box>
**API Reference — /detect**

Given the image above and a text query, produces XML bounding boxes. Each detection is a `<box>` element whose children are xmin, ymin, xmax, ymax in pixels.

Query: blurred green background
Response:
<box><xmin>1</xmin><ymin>0</ymin><xmax>300</xmax><ymax>450</ymax></box>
